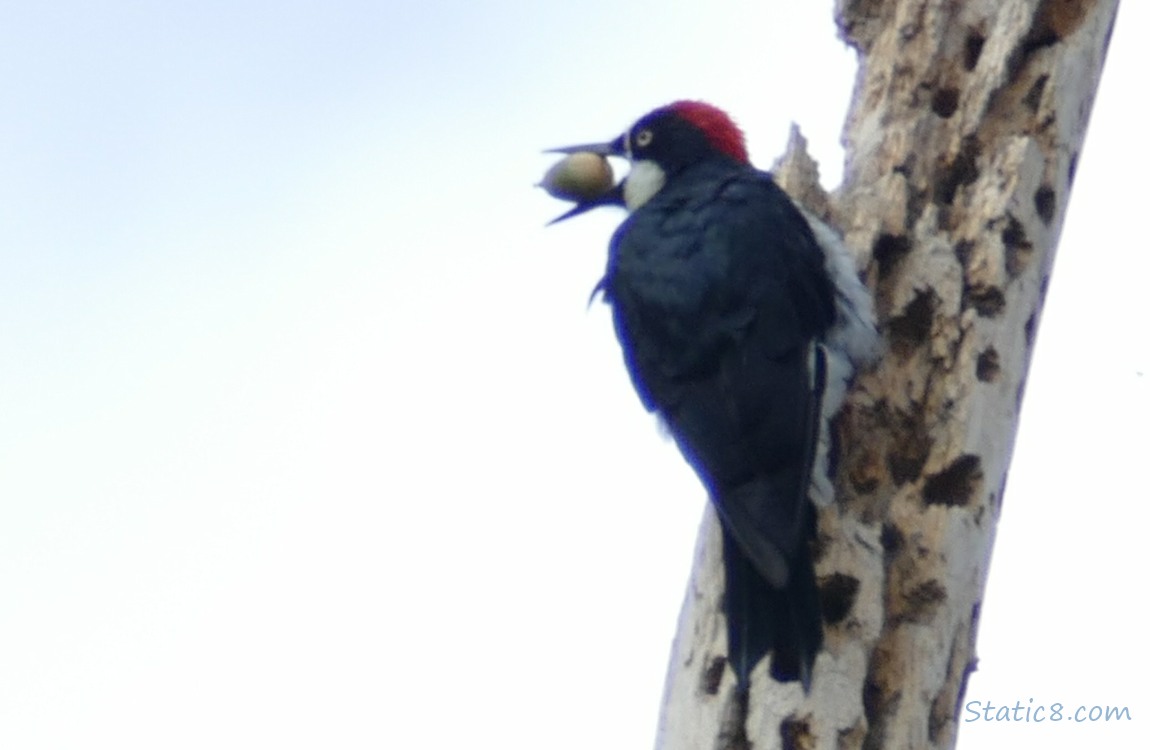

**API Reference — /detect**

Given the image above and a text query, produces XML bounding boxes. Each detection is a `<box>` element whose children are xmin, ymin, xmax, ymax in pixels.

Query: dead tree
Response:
<box><xmin>655</xmin><ymin>2</ymin><xmax>1120</xmax><ymax>748</ymax></box>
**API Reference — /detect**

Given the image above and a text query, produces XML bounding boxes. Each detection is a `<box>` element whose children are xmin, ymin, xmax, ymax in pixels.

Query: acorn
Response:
<box><xmin>538</xmin><ymin>152</ymin><xmax>614</xmax><ymax>203</ymax></box>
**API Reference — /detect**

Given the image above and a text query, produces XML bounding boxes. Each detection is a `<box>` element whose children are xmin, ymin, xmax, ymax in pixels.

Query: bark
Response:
<box><xmin>654</xmin><ymin>2</ymin><xmax>1120</xmax><ymax>749</ymax></box>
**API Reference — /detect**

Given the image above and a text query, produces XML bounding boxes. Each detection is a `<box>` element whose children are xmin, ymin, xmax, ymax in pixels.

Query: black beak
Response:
<box><xmin>543</xmin><ymin>135</ymin><xmax>627</xmax><ymax>225</ymax></box>
<box><xmin>546</xmin><ymin>181</ymin><xmax>626</xmax><ymax>225</ymax></box>
<box><xmin>545</xmin><ymin>135</ymin><xmax>626</xmax><ymax>158</ymax></box>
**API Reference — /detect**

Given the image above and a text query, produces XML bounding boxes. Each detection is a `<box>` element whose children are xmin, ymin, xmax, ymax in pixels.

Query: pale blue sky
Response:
<box><xmin>2</xmin><ymin>2</ymin><xmax>1146</xmax><ymax>748</ymax></box>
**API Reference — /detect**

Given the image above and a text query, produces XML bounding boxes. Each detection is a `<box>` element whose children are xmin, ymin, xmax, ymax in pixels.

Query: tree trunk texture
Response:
<box><xmin>654</xmin><ymin>2</ymin><xmax>1120</xmax><ymax>749</ymax></box>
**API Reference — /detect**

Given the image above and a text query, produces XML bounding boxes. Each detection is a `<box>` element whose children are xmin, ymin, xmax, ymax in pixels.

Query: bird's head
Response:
<box><xmin>544</xmin><ymin>101</ymin><xmax>748</xmax><ymax>220</ymax></box>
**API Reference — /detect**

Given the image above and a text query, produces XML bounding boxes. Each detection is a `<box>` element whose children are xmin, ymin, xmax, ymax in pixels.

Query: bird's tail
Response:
<box><xmin>721</xmin><ymin>523</ymin><xmax>822</xmax><ymax>692</ymax></box>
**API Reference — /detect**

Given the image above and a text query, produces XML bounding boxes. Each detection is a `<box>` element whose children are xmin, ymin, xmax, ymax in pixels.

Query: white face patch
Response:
<box><xmin>623</xmin><ymin>160</ymin><xmax>666</xmax><ymax>211</ymax></box>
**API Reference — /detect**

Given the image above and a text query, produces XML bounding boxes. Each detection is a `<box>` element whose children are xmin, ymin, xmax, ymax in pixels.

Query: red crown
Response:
<box><xmin>667</xmin><ymin>101</ymin><xmax>748</xmax><ymax>164</ymax></box>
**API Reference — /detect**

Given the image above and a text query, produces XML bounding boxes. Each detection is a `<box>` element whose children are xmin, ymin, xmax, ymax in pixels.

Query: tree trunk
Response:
<box><xmin>654</xmin><ymin>2</ymin><xmax>1120</xmax><ymax>749</ymax></box>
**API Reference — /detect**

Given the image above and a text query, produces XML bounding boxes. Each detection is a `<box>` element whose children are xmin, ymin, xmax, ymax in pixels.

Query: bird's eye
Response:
<box><xmin>634</xmin><ymin>129</ymin><xmax>654</xmax><ymax>148</ymax></box>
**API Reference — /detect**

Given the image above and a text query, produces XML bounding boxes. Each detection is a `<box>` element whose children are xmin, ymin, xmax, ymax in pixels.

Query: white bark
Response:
<box><xmin>655</xmin><ymin>2</ymin><xmax>1120</xmax><ymax>748</ymax></box>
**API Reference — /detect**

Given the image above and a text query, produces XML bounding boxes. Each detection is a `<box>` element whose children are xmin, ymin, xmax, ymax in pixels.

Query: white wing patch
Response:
<box><xmin>801</xmin><ymin>209</ymin><xmax>882</xmax><ymax>507</ymax></box>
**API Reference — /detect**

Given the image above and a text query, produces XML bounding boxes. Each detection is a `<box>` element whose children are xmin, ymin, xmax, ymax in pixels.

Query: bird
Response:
<box><xmin>545</xmin><ymin>101</ymin><xmax>879</xmax><ymax>692</ymax></box>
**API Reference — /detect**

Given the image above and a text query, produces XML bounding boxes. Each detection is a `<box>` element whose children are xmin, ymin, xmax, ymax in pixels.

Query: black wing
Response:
<box><xmin>602</xmin><ymin>163</ymin><xmax>835</xmax><ymax>585</ymax></box>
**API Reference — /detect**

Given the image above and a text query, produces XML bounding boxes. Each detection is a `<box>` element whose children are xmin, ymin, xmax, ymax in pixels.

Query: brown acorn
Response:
<box><xmin>537</xmin><ymin>152</ymin><xmax>614</xmax><ymax>203</ymax></box>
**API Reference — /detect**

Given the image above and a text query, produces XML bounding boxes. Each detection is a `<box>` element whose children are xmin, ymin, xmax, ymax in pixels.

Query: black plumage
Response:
<box><xmin>600</xmin><ymin>157</ymin><xmax>834</xmax><ymax>691</ymax></box>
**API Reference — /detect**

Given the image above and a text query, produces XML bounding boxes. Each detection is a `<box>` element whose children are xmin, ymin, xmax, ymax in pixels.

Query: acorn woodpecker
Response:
<box><xmin>547</xmin><ymin>102</ymin><xmax>879</xmax><ymax>691</ymax></box>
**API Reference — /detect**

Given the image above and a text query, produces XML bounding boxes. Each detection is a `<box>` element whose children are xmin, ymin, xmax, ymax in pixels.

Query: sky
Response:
<box><xmin>1</xmin><ymin>2</ymin><xmax>1146</xmax><ymax>748</ymax></box>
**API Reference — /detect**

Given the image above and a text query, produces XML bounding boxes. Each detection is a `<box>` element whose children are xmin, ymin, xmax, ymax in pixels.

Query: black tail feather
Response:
<box><xmin>721</xmin><ymin>523</ymin><xmax>822</xmax><ymax>692</ymax></box>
